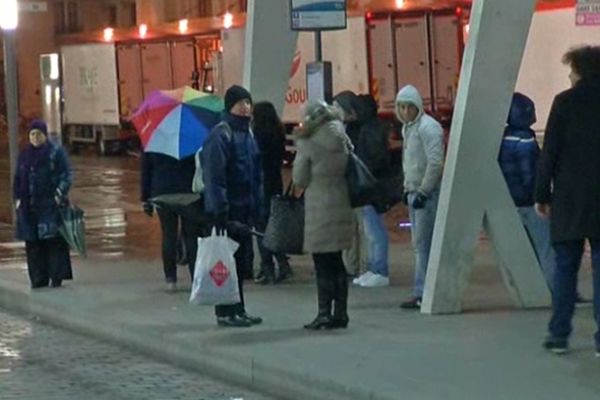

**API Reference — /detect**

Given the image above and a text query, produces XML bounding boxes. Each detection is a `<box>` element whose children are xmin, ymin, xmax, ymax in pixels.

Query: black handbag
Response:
<box><xmin>345</xmin><ymin>151</ymin><xmax>378</xmax><ymax>208</ymax></box>
<box><xmin>373</xmin><ymin>169</ymin><xmax>404</xmax><ymax>213</ymax></box>
<box><xmin>262</xmin><ymin>183</ymin><xmax>305</xmax><ymax>255</ymax></box>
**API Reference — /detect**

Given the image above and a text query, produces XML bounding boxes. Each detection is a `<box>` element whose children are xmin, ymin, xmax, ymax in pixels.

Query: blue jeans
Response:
<box><xmin>548</xmin><ymin>238</ymin><xmax>600</xmax><ymax>347</ymax></box>
<box><xmin>362</xmin><ymin>205</ymin><xmax>389</xmax><ymax>276</ymax></box>
<box><xmin>408</xmin><ymin>189</ymin><xmax>439</xmax><ymax>298</ymax></box>
<box><xmin>518</xmin><ymin>207</ymin><xmax>556</xmax><ymax>292</ymax></box>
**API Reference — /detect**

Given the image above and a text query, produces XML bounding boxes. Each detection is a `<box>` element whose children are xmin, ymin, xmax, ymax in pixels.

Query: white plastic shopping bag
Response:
<box><xmin>190</xmin><ymin>228</ymin><xmax>240</xmax><ymax>305</ymax></box>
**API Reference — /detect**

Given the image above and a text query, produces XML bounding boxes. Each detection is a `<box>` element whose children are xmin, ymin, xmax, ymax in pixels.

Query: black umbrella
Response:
<box><xmin>58</xmin><ymin>204</ymin><xmax>87</xmax><ymax>258</ymax></box>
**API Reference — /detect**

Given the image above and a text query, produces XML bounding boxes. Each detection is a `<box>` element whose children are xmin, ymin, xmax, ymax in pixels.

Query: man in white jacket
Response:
<box><xmin>395</xmin><ymin>85</ymin><xmax>444</xmax><ymax>309</ymax></box>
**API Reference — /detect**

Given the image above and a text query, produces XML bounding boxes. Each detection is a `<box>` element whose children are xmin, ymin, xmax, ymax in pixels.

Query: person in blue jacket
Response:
<box><xmin>201</xmin><ymin>85</ymin><xmax>263</xmax><ymax>328</ymax></box>
<box><xmin>13</xmin><ymin>120</ymin><xmax>73</xmax><ymax>288</ymax></box>
<box><xmin>499</xmin><ymin>93</ymin><xmax>556</xmax><ymax>292</ymax></box>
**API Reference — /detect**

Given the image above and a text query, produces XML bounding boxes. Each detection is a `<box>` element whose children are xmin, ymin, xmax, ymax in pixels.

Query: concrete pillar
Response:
<box><xmin>136</xmin><ymin>0</ymin><xmax>166</xmax><ymax>25</ymax></box>
<box><xmin>421</xmin><ymin>0</ymin><xmax>550</xmax><ymax>314</ymax></box>
<box><xmin>243</xmin><ymin>0</ymin><xmax>298</xmax><ymax>116</ymax></box>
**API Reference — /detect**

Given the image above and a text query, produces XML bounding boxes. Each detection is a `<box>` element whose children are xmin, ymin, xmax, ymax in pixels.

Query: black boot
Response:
<box><xmin>331</xmin><ymin>269</ymin><xmax>349</xmax><ymax>329</ymax></box>
<box><xmin>275</xmin><ymin>257</ymin><xmax>293</xmax><ymax>283</ymax></box>
<box><xmin>304</xmin><ymin>271</ymin><xmax>334</xmax><ymax>330</ymax></box>
<box><xmin>254</xmin><ymin>263</ymin><xmax>275</xmax><ymax>285</ymax></box>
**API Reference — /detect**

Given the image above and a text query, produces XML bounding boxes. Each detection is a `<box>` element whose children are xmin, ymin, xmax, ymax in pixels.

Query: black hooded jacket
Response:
<box><xmin>353</xmin><ymin>95</ymin><xmax>390</xmax><ymax>179</ymax></box>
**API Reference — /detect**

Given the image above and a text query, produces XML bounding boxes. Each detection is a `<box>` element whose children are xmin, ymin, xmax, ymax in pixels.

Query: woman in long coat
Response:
<box><xmin>293</xmin><ymin>101</ymin><xmax>354</xmax><ymax>330</ymax></box>
<box><xmin>14</xmin><ymin>120</ymin><xmax>73</xmax><ymax>288</ymax></box>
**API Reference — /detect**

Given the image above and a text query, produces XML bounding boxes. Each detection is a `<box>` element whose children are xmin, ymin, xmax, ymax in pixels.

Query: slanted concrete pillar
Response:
<box><xmin>243</xmin><ymin>0</ymin><xmax>298</xmax><ymax>116</ymax></box>
<box><xmin>421</xmin><ymin>0</ymin><xmax>550</xmax><ymax>314</ymax></box>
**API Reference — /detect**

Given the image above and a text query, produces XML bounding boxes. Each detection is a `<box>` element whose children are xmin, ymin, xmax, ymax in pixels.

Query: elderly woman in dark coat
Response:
<box><xmin>13</xmin><ymin>120</ymin><xmax>73</xmax><ymax>288</ymax></box>
<box><xmin>293</xmin><ymin>101</ymin><xmax>354</xmax><ymax>330</ymax></box>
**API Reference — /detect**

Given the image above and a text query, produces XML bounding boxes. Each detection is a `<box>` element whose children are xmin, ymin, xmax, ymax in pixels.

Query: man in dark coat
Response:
<box><xmin>535</xmin><ymin>45</ymin><xmax>600</xmax><ymax>355</ymax></box>
<box><xmin>140</xmin><ymin>152</ymin><xmax>201</xmax><ymax>291</ymax></box>
<box><xmin>201</xmin><ymin>85</ymin><xmax>263</xmax><ymax>328</ymax></box>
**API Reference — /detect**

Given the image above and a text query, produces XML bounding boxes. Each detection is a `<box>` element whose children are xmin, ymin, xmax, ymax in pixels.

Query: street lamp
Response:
<box><xmin>1</xmin><ymin>0</ymin><xmax>19</xmax><ymax>223</ymax></box>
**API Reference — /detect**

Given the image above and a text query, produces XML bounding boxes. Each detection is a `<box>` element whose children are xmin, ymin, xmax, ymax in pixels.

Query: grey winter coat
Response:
<box><xmin>292</xmin><ymin>113</ymin><xmax>354</xmax><ymax>254</ymax></box>
<box><xmin>395</xmin><ymin>85</ymin><xmax>444</xmax><ymax>195</ymax></box>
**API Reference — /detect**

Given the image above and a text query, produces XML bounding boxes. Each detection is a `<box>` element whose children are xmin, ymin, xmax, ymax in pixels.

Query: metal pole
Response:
<box><xmin>3</xmin><ymin>30</ymin><xmax>19</xmax><ymax>223</ymax></box>
<box><xmin>314</xmin><ymin>30</ymin><xmax>322</xmax><ymax>62</ymax></box>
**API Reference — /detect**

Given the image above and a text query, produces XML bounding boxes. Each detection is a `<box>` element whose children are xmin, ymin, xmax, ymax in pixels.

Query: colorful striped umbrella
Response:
<box><xmin>132</xmin><ymin>86</ymin><xmax>223</xmax><ymax>160</ymax></box>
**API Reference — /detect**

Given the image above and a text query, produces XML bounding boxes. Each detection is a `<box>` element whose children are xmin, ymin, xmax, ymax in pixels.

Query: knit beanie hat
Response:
<box><xmin>28</xmin><ymin>119</ymin><xmax>48</xmax><ymax>135</ymax></box>
<box><xmin>224</xmin><ymin>85</ymin><xmax>252</xmax><ymax>113</ymax></box>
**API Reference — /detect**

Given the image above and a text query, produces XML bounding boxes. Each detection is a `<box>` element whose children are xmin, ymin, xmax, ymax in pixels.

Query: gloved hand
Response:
<box><xmin>212</xmin><ymin>212</ymin><xmax>228</xmax><ymax>233</ymax></box>
<box><xmin>54</xmin><ymin>189</ymin><xmax>68</xmax><ymax>207</ymax></box>
<box><xmin>411</xmin><ymin>192</ymin><xmax>428</xmax><ymax>210</ymax></box>
<box><xmin>142</xmin><ymin>202</ymin><xmax>154</xmax><ymax>217</ymax></box>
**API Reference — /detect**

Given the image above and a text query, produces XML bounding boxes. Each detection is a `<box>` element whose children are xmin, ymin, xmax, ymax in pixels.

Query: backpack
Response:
<box><xmin>192</xmin><ymin>122</ymin><xmax>233</xmax><ymax>193</ymax></box>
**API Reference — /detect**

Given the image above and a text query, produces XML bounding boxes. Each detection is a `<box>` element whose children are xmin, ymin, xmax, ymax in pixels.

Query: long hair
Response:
<box><xmin>252</xmin><ymin>101</ymin><xmax>285</xmax><ymax>139</ymax></box>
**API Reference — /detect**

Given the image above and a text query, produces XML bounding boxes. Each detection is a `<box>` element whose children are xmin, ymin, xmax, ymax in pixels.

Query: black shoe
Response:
<box><xmin>275</xmin><ymin>266</ymin><xmax>293</xmax><ymax>283</ymax></box>
<box><xmin>31</xmin><ymin>281</ymin><xmax>49</xmax><ymax>289</ymax></box>
<box><xmin>217</xmin><ymin>315</ymin><xmax>252</xmax><ymax>328</ymax></box>
<box><xmin>254</xmin><ymin>270</ymin><xmax>264</xmax><ymax>281</ymax></box>
<box><xmin>303</xmin><ymin>315</ymin><xmax>333</xmax><ymax>330</ymax></box>
<box><xmin>543</xmin><ymin>337</ymin><xmax>568</xmax><ymax>354</ymax></box>
<box><xmin>400</xmin><ymin>297</ymin><xmax>422</xmax><ymax>310</ymax></box>
<box><xmin>50</xmin><ymin>279</ymin><xmax>62</xmax><ymax>288</ymax></box>
<box><xmin>237</xmin><ymin>312</ymin><xmax>263</xmax><ymax>325</ymax></box>
<box><xmin>330</xmin><ymin>317</ymin><xmax>349</xmax><ymax>329</ymax></box>
<box><xmin>575</xmin><ymin>293</ymin><xmax>592</xmax><ymax>306</ymax></box>
<box><xmin>254</xmin><ymin>274</ymin><xmax>275</xmax><ymax>285</ymax></box>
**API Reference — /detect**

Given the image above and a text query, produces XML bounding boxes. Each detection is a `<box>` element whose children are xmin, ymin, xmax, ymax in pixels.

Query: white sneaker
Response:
<box><xmin>352</xmin><ymin>271</ymin><xmax>374</xmax><ymax>285</ymax></box>
<box><xmin>360</xmin><ymin>274</ymin><xmax>390</xmax><ymax>287</ymax></box>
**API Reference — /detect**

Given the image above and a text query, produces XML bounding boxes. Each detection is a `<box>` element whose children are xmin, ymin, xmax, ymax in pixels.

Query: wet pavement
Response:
<box><xmin>0</xmin><ymin>153</ymin><xmax>597</xmax><ymax>400</ymax></box>
<box><xmin>0</xmin><ymin>308</ymin><xmax>275</xmax><ymax>400</ymax></box>
<box><xmin>0</xmin><ymin>153</ymin><xmax>410</xmax><ymax>271</ymax></box>
<box><xmin>0</xmin><ymin>154</ymin><xmax>163</xmax><ymax>264</ymax></box>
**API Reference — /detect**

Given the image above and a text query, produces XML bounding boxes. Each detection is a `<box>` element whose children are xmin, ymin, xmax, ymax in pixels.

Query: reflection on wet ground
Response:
<box><xmin>0</xmin><ymin>153</ymin><xmax>411</xmax><ymax>266</ymax></box>
<box><xmin>0</xmin><ymin>155</ymin><xmax>162</xmax><ymax>265</ymax></box>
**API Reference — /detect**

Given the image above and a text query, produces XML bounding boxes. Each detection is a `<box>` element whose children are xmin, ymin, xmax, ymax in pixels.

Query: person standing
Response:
<box><xmin>202</xmin><ymin>85</ymin><xmax>263</xmax><ymax>328</ymax></box>
<box><xmin>353</xmin><ymin>94</ymin><xmax>391</xmax><ymax>288</ymax></box>
<box><xmin>252</xmin><ymin>101</ymin><xmax>292</xmax><ymax>284</ymax></box>
<box><xmin>293</xmin><ymin>101</ymin><xmax>354</xmax><ymax>330</ymax></box>
<box><xmin>498</xmin><ymin>93</ymin><xmax>556</xmax><ymax>291</ymax></box>
<box><xmin>14</xmin><ymin>120</ymin><xmax>73</xmax><ymax>289</ymax></box>
<box><xmin>536</xmin><ymin>46</ymin><xmax>600</xmax><ymax>355</ymax></box>
<box><xmin>140</xmin><ymin>151</ymin><xmax>200</xmax><ymax>293</ymax></box>
<box><xmin>395</xmin><ymin>85</ymin><xmax>444</xmax><ymax>310</ymax></box>
<box><xmin>332</xmin><ymin>91</ymin><xmax>367</xmax><ymax>278</ymax></box>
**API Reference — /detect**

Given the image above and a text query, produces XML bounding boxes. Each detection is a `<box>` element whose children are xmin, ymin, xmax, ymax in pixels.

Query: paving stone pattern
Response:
<box><xmin>0</xmin><ymin>309</ymin><xmax>276</xmax><ymax>400</ymax></box>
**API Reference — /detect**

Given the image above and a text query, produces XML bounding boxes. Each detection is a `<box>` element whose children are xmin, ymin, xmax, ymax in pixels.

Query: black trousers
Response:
<box><xmin>157</xmin><ymin>206</ymin><xmax>203</xmax><ymax>282</ymax></box>
<box><xmin>313</xmin><ymin>251</ymin><xmax>346</xmax><ymax>279</ymax></box>
<box><xmin>214</xmin><ymin>231</ymin><xmax>253</xmax><ymax>317</ymax></box>
<box><xmin>25</xmin><ymin>237</ymin><xmax>72</xmax><ymax>288</ymax></box>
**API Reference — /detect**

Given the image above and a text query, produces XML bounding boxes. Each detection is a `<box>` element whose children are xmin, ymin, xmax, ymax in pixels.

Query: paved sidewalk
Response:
<box><xmin>0</xmin><ymin>242</ymin><xmax>598</xmax><ymax>400</ymax></box>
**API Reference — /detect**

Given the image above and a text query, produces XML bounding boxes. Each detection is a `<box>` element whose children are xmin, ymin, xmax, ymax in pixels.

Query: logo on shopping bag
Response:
<box><xmin>209</xmin><ymin>260</ymin><xmax>230</xmax><ymax>287</ymax></box>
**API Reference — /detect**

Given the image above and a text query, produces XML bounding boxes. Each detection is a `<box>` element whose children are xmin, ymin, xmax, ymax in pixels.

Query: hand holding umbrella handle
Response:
<box><xmin>142</xmin><ymin>202</ymin><xmax>154</xmax><ymax>217</ymax></box>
